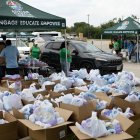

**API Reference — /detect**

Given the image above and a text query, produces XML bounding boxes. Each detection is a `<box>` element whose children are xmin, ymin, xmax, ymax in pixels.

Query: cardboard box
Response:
<box><xmin>21</xmin><ymin>91</ymin><xmax>49</xmax><ymax>105</ymax></box>
<box><xmin>8</xmin><ymin>79</ymin><xmax>39</xmax><ymax>93</ymax></box>
<box><xmin>18</xmin><ymin>107</ymin><xmax>73</xmax><ymax>140</ymax></box>
<box><xmin>45</xmin><ymin>84</ymin><xmax>55</xmax><ymax>91</ymax></box>
<box><xmin>95</xmin><ymin>92</ymin><xmax>114</xmax><ymax>109</ymax></box>
<box><xmin>70</xmin><ymin>115</ymin><xmax>133</xmax><ymax>140</ymax></box>
<box><xmin>48</xmin><ymin>91</ymin><xmax>63</xmax><ymax>99</ymax></box>
<box><xmin>13</xmin><ymin>108</ymin><xmax>29</xmax><ymax>139</ymax></box>
<box><xmin>33</xmin><ymin>90</ymin><xmax>49</xmax><ymax>98</ymax></box>
<box><xmin>112</xmin><ymin>97</ymin><xmax>140</xmax><ymax>135</ymax></box>
<box><xmin>100</xmin><ymin>108</ymin><xmax>140</xmax><ymax>136</ymax></box>
<box><xmin>113</xmin><ymin>96</ymin><xmax>140</xmax><ymax>115</ymax></box>
<box><xmin>0</xmin><ymin>86</ymin><xmax>9</xmax><ymax>92</ymax></box>
<box><xmin>0</xmin><ymin>111</ymin><xmax>18</xmax><ymax>140</ymax></box>
<box><xmin>60</xmin><ymin>101</ymin><xmax>96</xmax><ymax>123</ymax></box>
<box><xmin>60</xmin><ymin>88</ymin><xmax>84</xmax><ymax>95</ymax></box>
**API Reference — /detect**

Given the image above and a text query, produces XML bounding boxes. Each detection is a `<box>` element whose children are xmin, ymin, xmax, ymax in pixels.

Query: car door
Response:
<box><xmin>46</xmin><ymin>42</ymin><xmax>62</xmax><ymax>69</ymax></box>
<box><xmin>69</xmin><ymin>43</ymin><xmax>80</xmax><ymax>70</ymax></box>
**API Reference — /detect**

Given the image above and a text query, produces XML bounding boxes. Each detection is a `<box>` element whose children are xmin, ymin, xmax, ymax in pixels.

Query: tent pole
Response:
<box><xmin>101</xmin><ymin>34</ymin><xmax>103</xmax><ymax>50</ymax></box>
<box><xmin>136</xmin><ymin>34</ymin><xmax>139</xmax><ymax>63</ymax></box>
<box><xmin>16</xmin><ymin>31</ymin><xmax>18</xmax><ymax>47</ymax></box>
<box><xmin>64</xmin><ymin>29</ymin><xmax>68</xmax><ymax>76</ymax></box>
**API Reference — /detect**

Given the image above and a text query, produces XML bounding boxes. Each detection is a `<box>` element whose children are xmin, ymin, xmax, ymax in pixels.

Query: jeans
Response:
<box><xmin>0</xmin><ymin>66</ymin><xmax>6</xmax><ymax>78</ymax></box>
<box><xmin>6</xmin><ymin>68</ymin><xmax>19</xmax><ymax>75</ymax></box>
<box><xmin>60</xmin><ymin>60</ymin><xmax>70</xmax><ymax>76</ymax></box>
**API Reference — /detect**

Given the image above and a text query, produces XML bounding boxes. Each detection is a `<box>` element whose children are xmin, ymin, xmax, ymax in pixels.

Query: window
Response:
<box><xmin>46</xmin><ymin>43</ymin><xmax>53</xmax><ymax>49</ymax></box>
<box><xmin>52</xmin><ymin>42</ymin><xmax>62</xmax><ymax>50</ymax></box>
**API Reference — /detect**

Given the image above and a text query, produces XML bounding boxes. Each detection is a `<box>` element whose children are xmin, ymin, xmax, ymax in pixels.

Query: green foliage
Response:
<box><xmin>66</xmin><ymin>19</ymin><xmax>117</xmax><ymax>39</ymax></box>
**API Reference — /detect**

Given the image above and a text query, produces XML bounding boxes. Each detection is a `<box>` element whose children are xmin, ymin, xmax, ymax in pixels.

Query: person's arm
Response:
<box><xmin>0</xmin><ymin>49</ymin><xmax>5</xmax><ymax>64</ymax></box>
<box><xmin>16</xmin><ymin>47</ymin><xmax>20</xmax><ymax>61</ymax></box>
<box><xmin>0</xmin><ymin>57</ymin><xmax>5</xmax><ymax>64</ymax></box>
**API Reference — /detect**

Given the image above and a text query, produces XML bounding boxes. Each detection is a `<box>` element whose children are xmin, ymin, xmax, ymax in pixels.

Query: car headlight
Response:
<box><xmin>95</xmin><ymin>58</ymin><xmax>107</xmax><ymax>61</ymax></box>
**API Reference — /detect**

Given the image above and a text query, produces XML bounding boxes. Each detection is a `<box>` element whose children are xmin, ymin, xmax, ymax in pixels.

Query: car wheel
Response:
<box><xmin>80</xmin><ymin>62</ymin><xmax>94</xmax><ymax>72</ymax></box>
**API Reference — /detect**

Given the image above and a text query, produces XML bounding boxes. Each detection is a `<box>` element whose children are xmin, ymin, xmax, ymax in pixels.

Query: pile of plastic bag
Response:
<box><xmin>20</xmin><ymin>100</ymin><xmax>64</xmax><ymax>128</ymax></box>
<box><xmin>101</xmin><ymin>107</ymin><xmax>134</xmax><ymax>119</ymax></box>
<box><xmin>0</xmin><ymin>91</ymin><xmax>23</xmax><ymax>111</ymax></box>
<box><xmin>76</xmin><ymin>112</ymin><xmax>123</xmax><ymax>138</ymax></box>
<box><xmin>125</xmin><ymin>91</ymin><xmax>140</xmax><ymax>102</ymax></box>
<box><xmin>52</xmin><ymin>94</ymin><xmax>87</xmax><ymax>107</ymax></box>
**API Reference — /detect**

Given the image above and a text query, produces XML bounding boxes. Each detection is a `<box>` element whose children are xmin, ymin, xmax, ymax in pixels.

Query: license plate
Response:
<box><xmin>117</xmin><ymin>65</ymin><xmax>122</xmax><ymax>70</ymax></box>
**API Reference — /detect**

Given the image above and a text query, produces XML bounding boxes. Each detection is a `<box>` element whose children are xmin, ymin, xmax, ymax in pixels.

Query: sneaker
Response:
<box><xmin>128</xmin><ymin>60</ymin><xmax>131</xmax><ymax>63</ymax></box>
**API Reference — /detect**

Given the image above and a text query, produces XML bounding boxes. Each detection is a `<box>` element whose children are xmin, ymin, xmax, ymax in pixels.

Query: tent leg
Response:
<box><xmin>16</xmin><ymin>32</ymin><xmax>18</xmax><ymax>47</ymax></box>
<box><xmin>64</xmin><ymin>29</ymin><xmax>68</xmax><ymax>76</ymax></box>
<box><xmin>136</xmin><ymin>34</ymin><xmax>139</xmax><ymax>63</ymax></box>
<box><xmin>101</xmin><ymin>34</ymin><xmax>103</xmax><ymax>50</ymax></box>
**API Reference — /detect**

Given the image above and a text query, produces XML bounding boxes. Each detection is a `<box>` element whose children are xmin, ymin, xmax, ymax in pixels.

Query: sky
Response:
<box><xmin>21</xmin><ymin>0</ymin><xmax>140</xmax><ymax>27</ymax></box>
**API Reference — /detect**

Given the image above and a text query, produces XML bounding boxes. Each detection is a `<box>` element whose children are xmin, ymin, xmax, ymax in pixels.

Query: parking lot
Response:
<box><xmin>91</xmin><ymin>39</ymin><xmax>140</xmax><ymax>77</ymax></box>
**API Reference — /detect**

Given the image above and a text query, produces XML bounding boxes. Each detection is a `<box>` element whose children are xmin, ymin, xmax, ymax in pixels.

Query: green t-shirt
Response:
<box><xmin>118</xmin><ymin>39</ymin><xmax>122</xmax><ymax>49</ymax></box>
<box><xmin>60</xmin><ymin>48</ymin><xmax>72</xmax><ymax>63</ymax></box>
<box><xmin>31</xmin><ymin>46</ymin><xmax>40</xmax><ymax>59</ymax></box>
<box><xmin>113</xmin><ymin>42</ymin><xmax>119</xmax><ymax>50</ymax></box>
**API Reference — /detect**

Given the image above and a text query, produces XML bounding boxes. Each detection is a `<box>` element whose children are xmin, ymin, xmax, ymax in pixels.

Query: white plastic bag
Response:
<box><xmin>3</xmin><ymin>94</ymin><xmax>23</xmax><ymax>111</ymax></box>
<box><xmin>73</xmin><ymin>78</ymin><xmax>86</xmax><ymax>87</ymax></box>
<box><xmin>0</xmin><ymin>99</ymin><xmax>3</xmax><ymax>111</ymax></box>
<box><xmin>76</xmin><ymin>112</ymin><xmax>107</xmax><ymax>138</ymax></box>
<box><xmin>41</xmin><ymin>81</ymin><xmax>55</xmax><ymax>90</ymax></box>
<box><xmin>53</xmin><ymin>84</ymin><xmax>67</xmax><ymax>92</ymax></box>
<box><xmin>21</xmin><ymin>89</ymin><xmax>35</xmax><ymax>102</ymax></box>
<box><xmin>60</xmin><ymin>77</ymin><xmax>73</xmax><ymax>89</ymax></box>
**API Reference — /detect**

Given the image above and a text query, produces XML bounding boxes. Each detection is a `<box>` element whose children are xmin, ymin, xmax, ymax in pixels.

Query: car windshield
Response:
<box><xmin>11</xmin><ymin>40</ymin><xmax>28</xmax><ymax>47</ymax></box>
<box><xmin>73</xmin><ymin>41</ymin><xmax>102</xmax><ymax>53</ymax></box>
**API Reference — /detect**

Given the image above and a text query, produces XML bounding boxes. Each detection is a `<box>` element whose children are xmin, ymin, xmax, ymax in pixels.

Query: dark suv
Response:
<box><xmin>40</xmin><ymin>40</ymin><xmax>123</xmax><ymax>74</ymax></box>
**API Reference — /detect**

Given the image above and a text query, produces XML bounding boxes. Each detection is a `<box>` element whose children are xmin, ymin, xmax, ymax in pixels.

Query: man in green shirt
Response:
<box><xmin>113</xmin><ymin>38</ymin><xmax>120</xmax><ymax>55</ymax></box>
<box><xmin>30</xmin><ymin>40</ymin><xmax>41</xmax><ymax>59</ymax></box>
<box><xmin>59</xmin><ymin>42</ymin><xmax>72</xmax><ymax>76</ymax></box>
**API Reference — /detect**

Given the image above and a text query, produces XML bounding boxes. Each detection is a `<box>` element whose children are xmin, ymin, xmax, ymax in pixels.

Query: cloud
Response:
<box><xmin>21</xmin><ymin>0</ymin><xmax>140</xmax><ymax>27</ymax></box>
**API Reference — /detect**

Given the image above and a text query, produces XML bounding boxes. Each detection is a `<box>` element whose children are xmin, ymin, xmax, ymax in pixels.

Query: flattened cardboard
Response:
<box><xmin>70</xmin><ymin>126</ymin><xmax>133</xmax><ymax>140</ymax></box>
<box><xmin>60</xmin><ymin>101</ymin><xmax>96</xmax><ymax>123</ymax></box>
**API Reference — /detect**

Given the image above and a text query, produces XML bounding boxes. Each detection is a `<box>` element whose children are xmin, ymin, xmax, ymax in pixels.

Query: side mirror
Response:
<box><xmin>72</xmin><ymin>50</ymin><xmax>78</xmax><ymax>55</ymax></box>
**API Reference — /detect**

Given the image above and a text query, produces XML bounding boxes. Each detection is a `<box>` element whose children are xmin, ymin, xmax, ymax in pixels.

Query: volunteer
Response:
<box><xmin>30</xmin><ymin>40</ymin><xmax>41</xmax><ymax>59</ymax></box>
<box><xmin>59</xmin><ymin>41</ymin><xmax>72</xmax><ymax>76</ymax></box>
<box><xmin>0</xmin><ymin>35</ymin><xmax>6</xmax><ymax>83</ymax></box>
<box><xmin>0</xmin><ymin>39</ymin><xmax>20</xmax><ymax>75</ymax></box>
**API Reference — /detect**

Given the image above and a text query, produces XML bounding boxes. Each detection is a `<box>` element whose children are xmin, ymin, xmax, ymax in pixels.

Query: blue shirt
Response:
<box><xmin>0</xmin><ymin>45</ymin><xmax>19</xmax><ymax>68</ymax></box>
<box><xmin>128</xmin><ymin>42</ymin><xmax>134</xmax><ymax>54</ymax></box>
